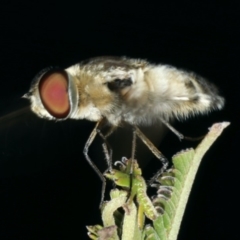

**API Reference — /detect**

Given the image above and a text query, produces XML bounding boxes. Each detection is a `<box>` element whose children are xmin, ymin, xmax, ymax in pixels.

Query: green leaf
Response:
<box><xmin>153</xmin><ymin>122</ymin><xmax>230</xmax><ymax>240</ymax></box>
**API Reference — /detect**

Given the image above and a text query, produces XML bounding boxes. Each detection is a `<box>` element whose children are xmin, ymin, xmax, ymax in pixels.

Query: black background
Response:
<box><xmin>0</xmin><ymin>1</ymin><xmax>238</xmax><ymax>239</ymax></box>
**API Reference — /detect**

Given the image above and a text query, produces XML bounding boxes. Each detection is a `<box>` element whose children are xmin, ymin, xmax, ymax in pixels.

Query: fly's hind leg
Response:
<box><xmin>160</xmin><ymin>118</ymin><xmax>204</xmax><ymax>141</ymax></box>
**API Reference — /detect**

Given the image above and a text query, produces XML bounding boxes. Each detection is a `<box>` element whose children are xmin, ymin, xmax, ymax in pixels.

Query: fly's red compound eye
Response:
<box><xmin>39</xmin><ymin>71</ymin><xmax>70</xmax><ymax>118</ymax></box>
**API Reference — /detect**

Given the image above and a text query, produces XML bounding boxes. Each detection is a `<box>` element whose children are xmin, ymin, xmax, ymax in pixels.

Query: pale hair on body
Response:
<box><xmin>26</xmin><ymin>56</ymin><xmax>224</xmax><ymax>126</ymax></box>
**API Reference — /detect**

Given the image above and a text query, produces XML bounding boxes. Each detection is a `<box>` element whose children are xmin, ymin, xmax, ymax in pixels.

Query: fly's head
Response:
<box><xmin>24</xmin><ymin>67</ymin><xmax>79</xmax><ymax>121</ymax></box>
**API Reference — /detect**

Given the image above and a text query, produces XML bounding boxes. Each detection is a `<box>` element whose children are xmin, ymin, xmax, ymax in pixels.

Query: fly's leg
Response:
<box><xmin>101</xmin><ymin>142</ymin><xmax>112</xmax><ymax>174</ymax></box>
<box><xmin>160</xmin><ymin>118</ymin><xmax>204</xmax><ymax>141</ymax></box>
<box><xmin>100</xmin><ymin>128</ymin><xmax>136</xmax><ymax>202</ymax></box>
<box><xmin>133</xmin><ymin>126</ymin><xmax>169</xmax><ymax>185</ymax></box>
<box><xmin>127</xmin><ymin>129</ymin><xmax>137</xmax><ymax>195</ymax></box>
<box><xmin>159</xmin><ymin>118</ymin><xmax>184</xmax><ymax>140</ymax></box>
<box><xmin>97</xmin><ymin>125</ymin><xmax>117</xmax><ymax>173</ymax></box>
<box><xmin>83</xmin><ymin>119</ymin><xmax>107</xmax><ymax>207</ymax></box>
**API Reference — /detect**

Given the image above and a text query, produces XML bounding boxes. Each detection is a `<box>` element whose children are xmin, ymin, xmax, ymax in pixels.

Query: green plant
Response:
<box><xmin>86</xmin><ymin>122</ymin><xmax>229</xmax><ymax>240</ymax></box>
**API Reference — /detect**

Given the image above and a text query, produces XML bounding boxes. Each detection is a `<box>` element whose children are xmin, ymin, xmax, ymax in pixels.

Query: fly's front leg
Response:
<box><xmin>133</xmin><ymin>126</ymin><xmax>169</xmax><ymax>185</ymax></box>
<box><xmin>83</xmin><ymin>119</ymin><xmax>106</xmax><ymax>206</ymax></box>
<box><xmin>97</xmin><ymin>125</ymin><xmax>117</xmax><ymax>173</ymax></box>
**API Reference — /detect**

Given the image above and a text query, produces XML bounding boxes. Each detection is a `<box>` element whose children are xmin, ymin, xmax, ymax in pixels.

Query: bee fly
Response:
<box><xmin>24</xmin><ymin>56</ymin><xmax>225</xmax><ymax>202</ymax></box>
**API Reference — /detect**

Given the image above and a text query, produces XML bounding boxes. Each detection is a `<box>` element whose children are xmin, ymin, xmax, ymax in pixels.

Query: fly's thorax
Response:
<box><xmin>67</xmin><ymin>64</ymin><xmax>151</xmax><ymax>125</ymax></box>
<box><xmin>66</xmin><ymin>68</ymin><xmax>119</xmax><ymax>122</ymax></box>
<box><xmin>104</xmin><ymin>67</ymin><xmax>153</xmax><ymax>125</ymax></box>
